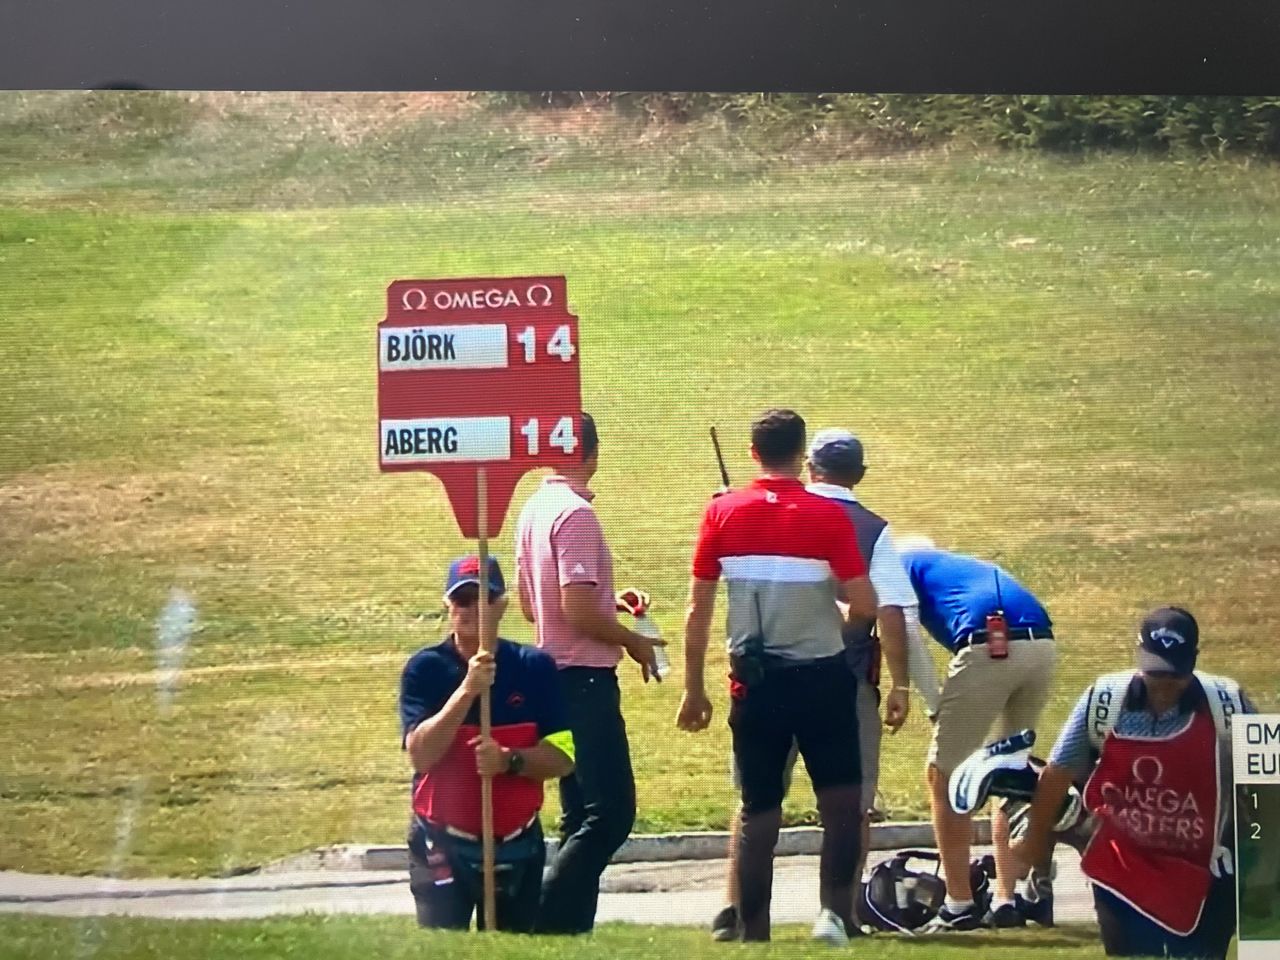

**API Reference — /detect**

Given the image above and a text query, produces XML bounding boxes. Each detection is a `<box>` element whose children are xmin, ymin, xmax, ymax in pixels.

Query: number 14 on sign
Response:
<box><xmin>516</xmin><ymin>325</ymin><xmax>576</xmax><ymax>363</ymax></box>
<box><xmin>520</xmin><ymin>417</ymin><xmax>578</xmax><ymax>455</ymax></box>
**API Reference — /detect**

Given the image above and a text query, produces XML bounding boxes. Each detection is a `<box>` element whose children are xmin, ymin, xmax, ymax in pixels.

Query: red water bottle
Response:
<box><xmin>986</xmin><ymin>611</ymin><xmax>1010</xmax><ymax>659</ymax></box>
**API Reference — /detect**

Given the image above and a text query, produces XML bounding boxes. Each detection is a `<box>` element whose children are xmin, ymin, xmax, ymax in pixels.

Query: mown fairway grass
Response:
<box><xmin>2</xmin><ymin>93</ymin><xmax>1278</xmax><ymax>877</ymax></box>
<box><xmin>0</xmin><ymin>916</ymin><xmax>1117</xmax><ymax>960</ymax></box>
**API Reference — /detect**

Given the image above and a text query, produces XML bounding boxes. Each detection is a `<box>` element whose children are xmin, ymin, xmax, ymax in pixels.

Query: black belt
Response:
<box><xmin>954</xmin><ymin>627</ymin><xmax>1054</xmax><ymax>650</ymax></box>
<box><xmin>770</xmin><ymin>651</ymin><xmax>846</xmax><ymax>671</ymax></box>
<box><xmin>733</xmin><ymin>650</ymin><xmax>845</xmax><ymax>672</ymax></box>
<box><xmin>729</xmin><ymin>650</ymin><xmax>844</xmax><ymax>689</ymax></box>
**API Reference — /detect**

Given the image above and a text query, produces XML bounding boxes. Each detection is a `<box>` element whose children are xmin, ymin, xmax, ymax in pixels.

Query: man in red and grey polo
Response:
<box><xmin>678</xmin><ymin>409</ymin><xmax>878</xmax><ymax>944</ymax></box>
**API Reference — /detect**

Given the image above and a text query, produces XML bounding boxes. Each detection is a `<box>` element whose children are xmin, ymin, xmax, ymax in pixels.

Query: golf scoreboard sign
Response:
<box><xmin>377</xmin><ymin>275</ymin><xmax>582</xmax><ymax>537</ymax></box>
<box><xmin>1234</xmin><ymin>714</ymin><xmax>1280</xmax><ymax>959</ymax></box>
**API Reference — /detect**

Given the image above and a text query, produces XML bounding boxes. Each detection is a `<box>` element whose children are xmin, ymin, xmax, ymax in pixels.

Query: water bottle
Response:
<box><xmin>896</xmin><ymin>876</ymin><xmax>917</xmax><ymax>910</ymax></box>
<box><xmin>633</xmin><ymin>614</ymin><xmax>669</xmax><ymax>681</ymax></box>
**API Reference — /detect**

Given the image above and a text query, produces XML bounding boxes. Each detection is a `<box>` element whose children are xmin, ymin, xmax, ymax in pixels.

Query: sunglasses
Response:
<box><xmin>449</xmin><ymin>585</ymin><xmax>502</xmax><ymax>608</ymax></box>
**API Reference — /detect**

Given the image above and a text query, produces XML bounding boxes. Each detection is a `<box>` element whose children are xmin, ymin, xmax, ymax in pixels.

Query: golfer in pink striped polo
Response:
<box><xmin>516</xmin><ymin>479</ymin><xmax>620</xmax><ymax>670</ymax></box>
<box><xmin>514</xmin><ymin>412</ymin><xmax>665</xmax><ymax>935</ymax></box>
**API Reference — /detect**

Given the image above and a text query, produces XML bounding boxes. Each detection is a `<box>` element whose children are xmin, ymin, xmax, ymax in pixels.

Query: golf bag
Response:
<box><xmin>855</xmin><ymin>850</ymin><xmax>996</xmax><ymax>934</ymax></box>
<box><xmin>1001</xmin><ymin>758</ymin><xmax>1094</xmax><ymax>854</ymax></box>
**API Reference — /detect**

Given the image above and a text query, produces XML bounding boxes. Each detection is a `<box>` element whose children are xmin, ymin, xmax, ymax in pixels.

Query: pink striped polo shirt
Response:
<box><xmin>515</xmin><ymin>475</ymin><xmax>620</xmax><ymax>669</ymax></box>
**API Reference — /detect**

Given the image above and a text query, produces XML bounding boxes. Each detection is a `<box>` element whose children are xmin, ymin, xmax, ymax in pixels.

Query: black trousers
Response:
<box><xmin>537</xmin><ymin>666</ymin><xmax>637</xmax><ymax>934</ymax></box>
<box><xmin>407</xmin><ymin>818</ymin><xmax>545</xmax><ymax>932</ymax></box>
<box><xmin>1093</xmin><ymin>875</ymin><xmax>1236</xmax><ymax>959</ymax></box>
<box><xmin>730</xmin><ymin>654</ymin><xmax>862</xmax><ymax>813</ymax></box>
<box><xmin>729</xmin><ymin>654</ymin><xmax>863</xmax><ymax>940</ymax></box>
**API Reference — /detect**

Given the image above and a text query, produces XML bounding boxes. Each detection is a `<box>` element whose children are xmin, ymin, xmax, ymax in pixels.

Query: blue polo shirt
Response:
<box><xmin>901</xmin><ymin>548</ymin><xmax>1052</xmax><ymax>653</ymax></box>
<box><xmin>399</xmin><ymin>636</ymin><xmax>569</xmax><ymax>794</ymax></box>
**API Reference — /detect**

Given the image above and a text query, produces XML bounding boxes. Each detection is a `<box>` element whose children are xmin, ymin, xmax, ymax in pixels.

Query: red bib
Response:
<box><xmin>1080</xmin><ymin>707</ymin><xmax>1219</xmax><ymax>935</ymax></box>
<box><xmin>412</xmin><ymin>722</ymin><xmax>543</xmax><ymax>838</ymax></box>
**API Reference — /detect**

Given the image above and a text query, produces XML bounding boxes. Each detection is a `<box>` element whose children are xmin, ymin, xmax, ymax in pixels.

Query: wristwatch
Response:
<box><xmin>505</xmin><ymin>749</ymin><xmax>526</xmax><ymax>776</ymax></box>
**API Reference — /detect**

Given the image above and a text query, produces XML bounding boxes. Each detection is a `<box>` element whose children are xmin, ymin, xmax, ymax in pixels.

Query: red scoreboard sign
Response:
<box><xmin>377</xmin><ymin>275</ymin><xmax>583</xmax><ymax>538</ymax></box>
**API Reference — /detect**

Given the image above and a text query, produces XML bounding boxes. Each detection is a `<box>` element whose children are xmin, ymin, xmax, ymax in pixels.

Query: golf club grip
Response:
<box><xmin>710</xmin><ymin>427</ymin><xmax>730</xmax><ymax>487</ymax></box>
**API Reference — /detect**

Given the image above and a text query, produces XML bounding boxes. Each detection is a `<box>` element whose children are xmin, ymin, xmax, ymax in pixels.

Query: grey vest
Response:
<box><xmin>834</xmin><ymin>498</ymin><xmax>888</xmax><ymax>678</ymax></box>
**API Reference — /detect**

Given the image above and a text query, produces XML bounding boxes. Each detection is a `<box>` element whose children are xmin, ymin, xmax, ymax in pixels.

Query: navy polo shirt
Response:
<box><xmin>901</xmin><ymin>548</ymin><xmax>1052</xmax><ymax>653</ymax></box>
<box><xmin>399</xmin><ymin>636</ymin><xmax>568</xmax><ymax>792</ymax></box>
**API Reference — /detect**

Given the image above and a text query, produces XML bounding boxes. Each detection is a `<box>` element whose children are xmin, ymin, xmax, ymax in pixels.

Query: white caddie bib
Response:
<box><xmin>1085</xmin><ymin>669</ymin><xmax>1244</xmax><ymax>851</ymax></box>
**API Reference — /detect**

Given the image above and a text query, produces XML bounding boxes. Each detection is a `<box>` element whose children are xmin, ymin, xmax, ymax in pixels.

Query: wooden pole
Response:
<box><xmin>475</xmin><ymin>467</ymin><xmax>497</xmax><ymax>931</ymax></box>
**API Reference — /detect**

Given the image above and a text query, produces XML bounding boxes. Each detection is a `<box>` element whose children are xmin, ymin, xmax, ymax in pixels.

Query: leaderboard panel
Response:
<box><xmin>1235</xmin><ymin>715</ymin><xmax>1280</xmax><ymax>960</ymax></box>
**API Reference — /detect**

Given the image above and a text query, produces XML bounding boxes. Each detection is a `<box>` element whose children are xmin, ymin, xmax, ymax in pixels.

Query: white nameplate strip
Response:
<box><xmin>380</xmin><ymin>417</ymin><xmax>511</xmax><ymax>463</ymax></box>
<box><xmin>379</xmin><ymin>325</ymin><xmax>508</xmax><ymax>371</ymax></box>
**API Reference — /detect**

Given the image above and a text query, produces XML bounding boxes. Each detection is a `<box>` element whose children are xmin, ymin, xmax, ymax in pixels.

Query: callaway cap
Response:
<box><xmin>1137</xmin><ymin>606</ymin><xmax>1199</xmax><ymax>675</ymax></box>
<box><xmin>808</xmin><ymin>428</ymin><xmax>865</xmax><ymax>476</ymax></box>
<box><xmin>444</xmin><ymin>555</ymin><xmax>506</xmax><ymax>599</ymax></box>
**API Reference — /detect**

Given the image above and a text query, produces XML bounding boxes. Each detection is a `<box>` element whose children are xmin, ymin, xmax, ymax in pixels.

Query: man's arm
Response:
<box><xmin>404</xmin><ymin>653</ymin><xmax>493</xmax><ymax>774</ymax></box>
<box><xmin>514</xmin><ymin>542</ymin><xmax>538</xmax><ymax>624</ymax></box>
<box><xmin>551</xmin><ymin>509</ymin><xmax>656</xmax><ymax>656</ymax></box>
<box><xmin>683</xmin><ymin>576</ymin><xmax>717</xmax><ymax>693</ymax></box>
<box><xmin>877</xmin><ymin>604</ymin><xmax>911</xmax><ymax>731</ymax></box>
<box><xmin>678</xmin><ymin>500</ymin><xmax>721</xmax><ymax>731</ymax></box>
<box><xmin>827</xmin><ymin>507</ymin><xmax>876</xmax><ymax>620</ymax></box>
<box><xmin>877</xmin><ymin>606</ymin><xmax>910</xmax><ymax>691</ymax></box>
<box><xmin>473</xmin><ymin>734</ymin><xmax>575</xmax><ymax>781</ymax></box>
<box><xmin>677</xmin><ymin>576</ymin><xmax>717</xmax><ymax>731</ymax></box>
<box><xmin>561</xmin><ymin>583</ymin><xmax>662</xmax><ymax>681</ymax></box>
<box><xmin>1012</xmin><ymin>688</ymin><xmax>1095</xmax><ymax>866</ymax></box>
<box><xmin>561</xmin><ymin>584</ymin><xmax>647</xmax><ymax>648</ymax></box>
<box><xmin>904</xmin><ymin>606</ymin><xmax>942</xmax><ymax>717</ymax></box>
<box><xmin>406</xmin><ymin>686</ymin><xmax>476</xmax><ymax>773</ymax></box>
<box><xmin>516</xmin><ymin>741</ymin><xmax>575</xmax><ymax>780</ymax></box>
<box><xmin>866</xmin><ymin>525</ymin><xmax>930</xmax><ymax>712</ymax></box>
<box><xmin>1015</xmin><ymin>761</ymin><xmax>1078</xmax><ymax>867</ymax></box>
<box><xmin>517</xmin><ymin>576</ymin><xmax>536</xmax><ymax>624</ymax></box>
<box><xmin>837</xmin><ymin>575</ymin><xmax>878</xmax><ymax>622</ymax></box>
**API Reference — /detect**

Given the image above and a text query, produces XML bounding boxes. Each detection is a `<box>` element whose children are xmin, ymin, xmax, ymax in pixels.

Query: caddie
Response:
<box><xmin>400</xmin><ymin>555</ymin><xmax>576</xmax><ymax>932</ymax></box>
<box><xmin>1011</xmin><ymin>606</ymin><xmax>1255</xmax><ymax>960</ymax></box>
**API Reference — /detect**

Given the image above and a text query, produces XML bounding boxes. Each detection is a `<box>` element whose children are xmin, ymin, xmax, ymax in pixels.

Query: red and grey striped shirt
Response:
<box><xmin>691</xmin><ymin>475</ymin><xmax>868</xmax><ymax>661</ymax></box>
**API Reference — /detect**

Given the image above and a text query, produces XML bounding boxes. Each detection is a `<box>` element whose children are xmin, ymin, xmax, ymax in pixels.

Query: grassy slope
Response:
<box><xmin>1</xmin><ymin>92</ymin><xmax>1278</xmax><ymax>876</ymax></box>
